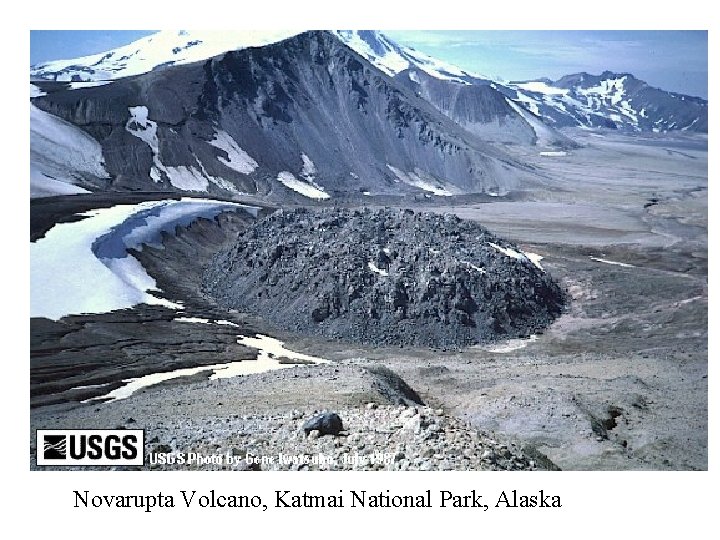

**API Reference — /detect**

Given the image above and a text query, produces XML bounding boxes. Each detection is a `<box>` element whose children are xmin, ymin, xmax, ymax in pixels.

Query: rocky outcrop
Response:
<box><xmin>202</xmin><ymin>207</ymin><xmax>565</xmax><ymax>347</ymax></box>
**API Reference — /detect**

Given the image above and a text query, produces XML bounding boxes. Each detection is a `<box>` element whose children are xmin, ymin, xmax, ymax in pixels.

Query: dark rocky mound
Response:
<box><xmin>202</xmin><ymin>208</ymin><xmax>565</xmax><ymax>347</ymax></box>
<box><xmin>303</xmin><ymin>413</ymin><xmax>344</xmax><ymax>436</ymax></box>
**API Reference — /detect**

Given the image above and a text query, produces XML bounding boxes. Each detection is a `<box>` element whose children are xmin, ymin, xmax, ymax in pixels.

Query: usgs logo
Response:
<box><xmin>36</xmin><ymin>430</ymin><xmax>144</xmax><ymax>466</ymax></box>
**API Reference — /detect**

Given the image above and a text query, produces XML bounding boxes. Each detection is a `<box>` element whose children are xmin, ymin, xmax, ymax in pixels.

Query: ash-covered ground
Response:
<box><xmin>202</xmin><ymin>208</ymin><xmax>564</xmax><ymax>348</ymax></box>
<box><xmin>30</xmin><ymin>131</ymin><xmax>707</xmax><ymax>471</ymax></box>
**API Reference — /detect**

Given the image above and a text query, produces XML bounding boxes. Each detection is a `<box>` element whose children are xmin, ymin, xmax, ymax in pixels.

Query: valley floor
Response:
<box><xmin>30</xmin><ymin>130</ymin><xmax>708</xmax><ymax>470</ymax></box>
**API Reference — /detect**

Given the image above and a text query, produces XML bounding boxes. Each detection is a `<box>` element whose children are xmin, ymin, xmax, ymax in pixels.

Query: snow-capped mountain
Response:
<box><xmin>332</xmin><ymin>32</ymin><xmax>707</xmax><ymax>134</ymax></box>
<box><xmin>31</xmin><ymin>31</ymin><xmax>535</xmax><ymax>200</ymax></box>
<box><xmin>30</xmin><ymin>30</ymin><xmax>300</xmax><ymax>81</ymax></box>
<box><xmin>31</xmin><ymin>30</ymin><xmax>707</xmax><ymax>136</ymax></box>
<box><xmin>333</xmin><ymin>30</ymin><xmax>490</xmax><ymax>84</ymax></box>
<box><xmin>29</xmin><ymin>30</ymin><xmax>708</xmax><ymax>199</ymax></box>
<box><xmin>506</xmin><ymin>71</ymin><xmax>707</xmax><ymax>132</ymax></box>
<box><xmin>32</xmin><ymin>29</ymin><xmax>565</xmax><ymax>148</ymax></box>
<box><xmin>30</xmin><ymin>29</ymin><xmax>490</xmax><ymax>86</ymax></box>
<box><xmin>334</xmin><ymin>31</ymin><xmax>571</xmax><ymax>147</ymax></box>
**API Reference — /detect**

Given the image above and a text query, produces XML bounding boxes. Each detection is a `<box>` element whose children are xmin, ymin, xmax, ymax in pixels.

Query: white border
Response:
<box><xmin>5</xmin><ymin>1</ymin><xmax>715</xmax><ymax>537</ymax></box>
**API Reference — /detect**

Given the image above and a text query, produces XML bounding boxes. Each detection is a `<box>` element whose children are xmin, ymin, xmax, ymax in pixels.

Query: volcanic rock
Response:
<box><xmin>202</xmin><ymin>207</ymin><xmax>565</xmax><ymax>347</ymax></box>
<box><xmin>303</xmin><ymin>412</ymin><xmax>344</xmax><ymax>436</ymax></box>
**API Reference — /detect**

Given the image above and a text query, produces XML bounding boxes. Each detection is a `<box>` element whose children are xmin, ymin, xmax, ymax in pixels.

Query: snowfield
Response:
<box><xmin>31</xmin><ymin>30</ymin><xmax>300</xmax><ymax>82</ymax></box>
<box><xmin>31</xmin><ymin>198</ymin><xmax>258</xmax><ymax>320</ymax></box>
<box><xmin>30</xmin><ymin>104</ymin><xmax>109</xmax><ymax>197</ymax></box>
<box><xmin>31</xmin><ymin>29</ymin><xmax>490</xmax><ymax>88</ymax></box>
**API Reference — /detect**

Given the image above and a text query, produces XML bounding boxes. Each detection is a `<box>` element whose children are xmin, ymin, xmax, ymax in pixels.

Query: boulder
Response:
<box><xmin>303</xmin><ymin>412</ymin><xmax>344</xmax><ymax>436</ymax></box>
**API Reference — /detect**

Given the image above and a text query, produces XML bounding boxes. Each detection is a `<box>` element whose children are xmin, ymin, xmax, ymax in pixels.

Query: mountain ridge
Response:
<box><xmin>507</xmin><ymin>71</ymin><xmax>707</xmax><ymax>132</ymax></box>
<box><xmin>31</xmin><ymin>30</ymin><xmax>707</xmax><ymax>134</ymax></box>
<box><xmin>31</xmin><ymin>30</ymin><xmax>536</xmax><ymax>199</ymax></box>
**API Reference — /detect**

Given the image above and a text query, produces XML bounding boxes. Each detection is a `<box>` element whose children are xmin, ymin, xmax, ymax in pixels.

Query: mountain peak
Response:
<box><xmin>30</xmin><ymin>30</ymin><xmax>304</xmax><ymax>82</ymax></box>
<box><xmin>333</xmin><ymin>30</ymin><xmax>490</xmax><ymax>83</ymax></box>
<box><xmin>30</xmin><ymin>29</ymin><xmax>491</xmax><ymax>88</ymax></box>
<box><xmin>511</xmin><ymin>70</ymin><xmax>706</xmax><ymax>132</ymax></box>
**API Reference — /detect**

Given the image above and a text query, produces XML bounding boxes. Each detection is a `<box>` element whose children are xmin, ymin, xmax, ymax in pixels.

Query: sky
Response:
<box><xmin>384</xmin><ymin>30</ymin><xmax>708</xmax><ymax>99</ymax></box>
<box><xmin>30</xmin><ymin>30</ymin><xmax>708</xmax><ymax>99</ymax></box>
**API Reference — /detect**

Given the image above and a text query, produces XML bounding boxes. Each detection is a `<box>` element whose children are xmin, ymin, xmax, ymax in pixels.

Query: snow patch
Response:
<box><xmin>488</xmin><ymin>242</ymin><xmax>544</xmax><ymax>271</ymax></box>
<box><xmin>73</xmin><ymin>383</ymin><xmax>112</xmax><ymax>391</ymax></box>
<box><xmin>175</xmin><ymin>316</ymin><xmax>212</xmax><ymax>324</ymax></box>
<box><xmin>208</xmin><ymin>130</ymin><xmax>258</xmax><ymax>174</ymax></box>
<box><xmin>590</xmin><ymin>256</ymin><xmax>634</xmax><ymax>268</ymax></box>
<box><xmin>510</xmin><ymin>75</ymin><xmax>650</xmax><ymax>131</ymax></box>
<box><xmin>126</xmin><ymin>105</ymin><xmax>166</xmax><ymax>183</ymax></box>
<box><xmin>86</xmin><ymin>333</ymin><xmax>329</xmax><ymax>402</ymax></box>
<box><xmin>175</xmin><ymin>316</ymin><xmax>240</xmax><ymax>327</ymax></box>
<box><xmin>539</xmin><ymin>151</ymin><xmax>568</xmax><ymax>157</ymax></box>
<box><xmin>238</xmin><ymin>333</ymin><xmax>330</xmax><ymax>369</ymax></box>
<box><xmin>126</xmin><ymin>106</ymin><xmax>216</xmax><ymax>191</ymax></box>
<box><xmin>368</xmin><ymin>261</ymin><xmax>389</xmax><ymax>277</ymax></box>
<box><xmin>386</xmin><ymin>164</ymin><xmax>454</xmax><ymax>196</ymax></box>
<box><xmin>486</xmin><ymin>334</ymin><xmax>537</xmax><ymax>353</ymax></box>
<box><xmin>300</xmin><ymin>153</ymin><xmax>317</xmax><ymax>181</ymax></box>
<box><xmin>488</xmin><ymin>241</ymin><xmax>526</xmax><ymax>261</ymax></box>
<box><xmin>524</xmin><ymin>252</ymin><xmax>545</xmax><ymax>271</ymax></box>
<box><xmin>461</xmin><ymin>261</ymin><xmax>486</xmax><ymax>274</ymax></box>
<box><xmin>334</xmin><ymin>30</ymin><xmax>410</xmax><ymax>75</ymax></box>
<box><xmin>402</xmin><ymin>45</ymin><xmax>487</xmax><ymax>82</ymax></box>
<box><xmin>681</xmin><ymin>118</ymin><xmax>699</xmax><ymax>131</ymax></box>
<box><xmin>163</xmin><ymin>165</ymin><xmax>209</xmax><ymax>191</ymax></box>
<box><xmin>514</xmin><ymin>92</ymin><xmax>541</xmax><ymax>116</ymax></box>
<box><xmin>579</xmin><ymin>76</ymin><xmax>627</xmax><ymax>106</ymax></box>
<box><xmin>32</xmin><ymin>202</ymin><xmax>177</xmax><ymax>320</ymax></box>
<box><xmin>68</xmin><ymin>80</ymin><xmax>112</xmax><ymax>90</ymax></box>
<box><xmin>30</xmin><ymin>84</ymin><xmax>46</xmax><ymax>97</ymax></box>
<box><xmin>516</xmin><ymin>81</ymin><xmax>568</xmax><ymax>95</ymax></box>
<box><xmin>126</xmin><ymin>106</ymin><xmax>158</xmax><ymax>150</ymax></box>
<box><xmin>277</xmin><ymin>171</ymin><xmax>330</xmax><ymax>199</ymax></box>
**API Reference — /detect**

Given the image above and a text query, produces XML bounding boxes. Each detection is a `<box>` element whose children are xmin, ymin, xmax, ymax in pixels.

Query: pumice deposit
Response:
<box><xmin>202</xmin><ymin>207</ymin><xmax>565</xmax><ymax>348</ymax></box>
